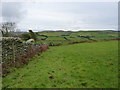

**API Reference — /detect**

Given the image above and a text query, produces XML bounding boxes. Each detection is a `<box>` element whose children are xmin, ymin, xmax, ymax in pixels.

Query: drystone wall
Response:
<box><xmin>1</xmin><ymin>37</ymin><xmax>41</xmax><ymax>63</ymax></box>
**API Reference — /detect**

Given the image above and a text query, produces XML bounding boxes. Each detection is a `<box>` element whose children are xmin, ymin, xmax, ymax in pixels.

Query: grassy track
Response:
<box><xmin>3</xmin><ymin>41</ymin><xmax>118</xmax><ymax>88</ymax></box>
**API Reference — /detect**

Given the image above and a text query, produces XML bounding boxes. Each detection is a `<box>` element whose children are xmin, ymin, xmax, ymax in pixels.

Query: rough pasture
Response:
<box><xmin>3</xmin><ymin>41</ymin><xmax>118</xmax><ymax>88</ymax></box>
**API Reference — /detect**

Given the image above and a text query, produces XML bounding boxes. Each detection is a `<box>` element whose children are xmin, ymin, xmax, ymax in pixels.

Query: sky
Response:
<box><xmin>1</xmin><ymin>1</ymin><xmax>118</xmax><ymax>31</ymax></box>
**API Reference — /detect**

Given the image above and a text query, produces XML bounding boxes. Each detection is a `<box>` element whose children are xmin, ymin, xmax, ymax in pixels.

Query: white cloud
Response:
<box><xmin>2</xmin><ymin>2</ymin><xmax>118</xmax><ymax>31</ymax></box>
<box><xmin>1</xmin><ymin>0</ymin><xmax>119</xmax><ymax>2</ymax></box>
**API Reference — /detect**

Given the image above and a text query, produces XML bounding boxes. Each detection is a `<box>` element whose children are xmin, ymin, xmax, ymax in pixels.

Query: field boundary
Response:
<box><xmin>2</xmin><ymin>37</ymin><xmax>49</xmax><ymax>77</ymax></box>
<box><xmin>49</xmin><ymin>38</ymin><xmax>120</xmax><ymax>46</ymax></box>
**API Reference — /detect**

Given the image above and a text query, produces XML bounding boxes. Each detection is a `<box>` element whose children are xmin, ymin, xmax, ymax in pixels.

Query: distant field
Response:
<box><xmin>35</xmin><ymin>31</ymin><xmax>119</xmax><ymax>44</ymax></box>
<box><xmin>3</xmin><ymin>41</ymin><xmax>118</xmax><ymax>88</ymax></box>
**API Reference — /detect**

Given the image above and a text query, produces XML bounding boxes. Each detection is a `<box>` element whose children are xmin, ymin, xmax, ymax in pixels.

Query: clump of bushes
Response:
<box><xmin>20</xmin><ymin>30</ymin><xmax>37</xmax><ymax>41</ymax></box>
<box><xmin>20</xmin><ymin>33</ymin><xmax>31</xmax><ymax>41</ymax></box>
<box><xmin>29</xmin><ymin>30</ymin><xmax>37</xmax><ymax>41</ymax></box>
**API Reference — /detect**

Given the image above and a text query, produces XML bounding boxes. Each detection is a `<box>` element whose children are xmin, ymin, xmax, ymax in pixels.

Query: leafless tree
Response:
<box><xmin>0</xmin><ymin>22</ymin><xmax>16</xmax><ymax>37</ymax></box>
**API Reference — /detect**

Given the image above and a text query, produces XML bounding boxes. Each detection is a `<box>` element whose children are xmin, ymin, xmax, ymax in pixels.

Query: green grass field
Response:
<box><xmin>3</xmin><ymin>41</ymin><xmax>118</xmax><ymax>88</ymax></box>
<box><xmin>36</xmin><ymin>31</ymin><xmax>119</xmax><ymax>44</ymax></box>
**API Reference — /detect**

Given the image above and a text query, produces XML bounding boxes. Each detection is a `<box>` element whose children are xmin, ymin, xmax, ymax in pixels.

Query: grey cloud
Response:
<box><xmin>2</xmin><ymin>2</ymin><xmax>26</xmax><ymax>23</ymax></box>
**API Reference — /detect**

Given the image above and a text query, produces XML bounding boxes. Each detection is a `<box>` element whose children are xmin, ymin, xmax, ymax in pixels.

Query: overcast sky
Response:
<box><xmin>1</xmin><ymin>2</ymin><xmax>118</xmax><ymax>31</ymax></box>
